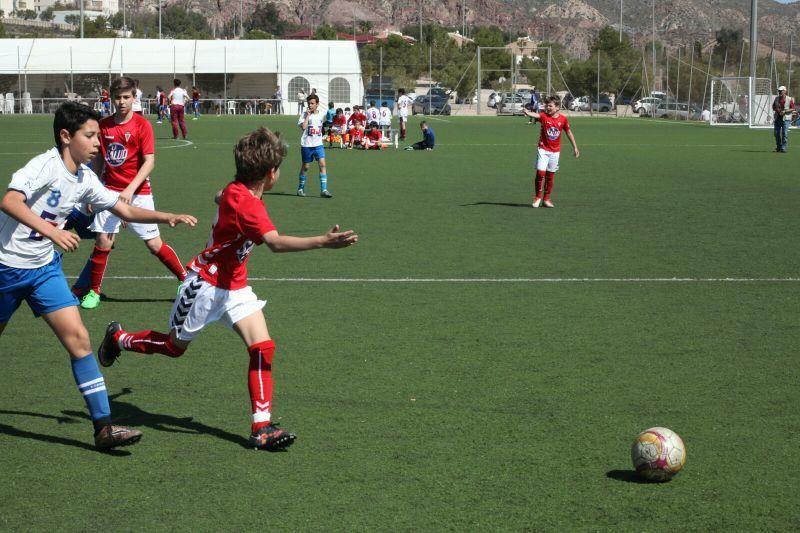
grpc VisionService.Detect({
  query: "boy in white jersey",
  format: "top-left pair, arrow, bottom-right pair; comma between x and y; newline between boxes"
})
365,100 -> 380,127
0,102 -> 196,450
296,93 -> 332,198
131,79 -> 143,115
378,101 -> 392,139
396,88 -> 413,140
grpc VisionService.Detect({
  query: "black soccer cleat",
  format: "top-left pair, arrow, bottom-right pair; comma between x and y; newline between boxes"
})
94,424 -> 143,450
98,321 -> 123,367
249,424 -> 296,451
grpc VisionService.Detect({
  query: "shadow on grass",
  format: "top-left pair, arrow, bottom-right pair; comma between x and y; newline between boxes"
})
62,388 -> 250,449
605,469 -> 653,484
0,411 -> 130,456
460,201 -> 532,208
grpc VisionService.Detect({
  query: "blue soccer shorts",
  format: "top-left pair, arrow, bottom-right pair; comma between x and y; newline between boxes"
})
0,253 -> 78,323
301,145 -> 326,163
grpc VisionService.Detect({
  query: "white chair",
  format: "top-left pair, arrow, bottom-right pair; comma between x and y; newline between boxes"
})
226,100 -> 237,115
22,92 -> 32,114
5,93 -> 15,114
0,94 -> 5,115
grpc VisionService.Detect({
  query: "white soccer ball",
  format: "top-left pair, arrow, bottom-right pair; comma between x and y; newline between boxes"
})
630,427 -> 686,481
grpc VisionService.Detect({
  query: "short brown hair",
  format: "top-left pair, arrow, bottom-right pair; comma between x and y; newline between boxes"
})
110,76 -> 136,97
306,93 -> 319,104
544,95 -> 561,106
234,127 -> 287,184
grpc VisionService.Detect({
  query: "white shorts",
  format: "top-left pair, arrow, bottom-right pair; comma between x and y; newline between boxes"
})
169,272 -> 266,341
90,194 -> 160,240
536,148 -> 561,173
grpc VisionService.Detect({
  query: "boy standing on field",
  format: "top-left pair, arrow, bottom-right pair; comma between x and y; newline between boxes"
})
396,88 -> 413,140
72,76 -> 189,309
523,95 -> 580,208
98,127 -> 358,450
297,93 -> 332,198
0,102 -> 197,450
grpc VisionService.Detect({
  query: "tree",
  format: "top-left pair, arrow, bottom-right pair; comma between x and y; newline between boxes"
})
39,6 -> 55,21
313,24 -> 337,40
245,2 -> 298,37
75,15 -> 116,37
20,9 -> 38,19
714,28 -> 743,73
243,29 -> 273,40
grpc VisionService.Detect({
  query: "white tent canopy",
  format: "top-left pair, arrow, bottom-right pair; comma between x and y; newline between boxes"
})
0,38 -> 363,112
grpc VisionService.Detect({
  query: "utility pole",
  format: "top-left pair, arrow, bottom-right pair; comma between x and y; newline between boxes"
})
749,0 -> 757,80
619,0 -> 623,43
652,0 -> 656,94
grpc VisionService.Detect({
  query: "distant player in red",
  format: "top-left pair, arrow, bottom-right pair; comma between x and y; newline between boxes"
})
363,121 -> 387,150
347,120 -> 365,148
72,76 -> 188,309
348,105 -> 367,128
191,86 -> 201,120
523,95 -> 580,208
99,87 -> 111,116
97,127 -> 358,451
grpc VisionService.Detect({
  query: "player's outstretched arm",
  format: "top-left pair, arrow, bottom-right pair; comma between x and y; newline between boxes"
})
263,225 -> 358,253
523,108 -> 540,120
0,190 -> 80,252
567,130 -> 580,158
110,202 -> 197,228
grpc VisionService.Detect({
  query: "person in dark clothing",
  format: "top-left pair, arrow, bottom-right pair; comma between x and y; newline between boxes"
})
405,121 -> 435,151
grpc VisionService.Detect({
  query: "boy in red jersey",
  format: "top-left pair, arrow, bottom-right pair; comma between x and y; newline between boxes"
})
363,121 -> 388,150
97,127 -> 358,451
347,120 -> 365,149
523,95 -> 580,208
72,76 -> 188,309
191,86 -> 201,120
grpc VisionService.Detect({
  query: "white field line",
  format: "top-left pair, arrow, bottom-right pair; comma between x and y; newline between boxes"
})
67,275 -> 800,283
160,139 -> 194,149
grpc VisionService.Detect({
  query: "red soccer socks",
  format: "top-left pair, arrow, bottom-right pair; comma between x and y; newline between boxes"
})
248,340 -> 276,433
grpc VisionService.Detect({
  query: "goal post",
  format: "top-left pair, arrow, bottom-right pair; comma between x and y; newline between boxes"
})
710,77 -> 774,128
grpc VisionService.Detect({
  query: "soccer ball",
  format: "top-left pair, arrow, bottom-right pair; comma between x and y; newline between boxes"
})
630,427 -> 686,481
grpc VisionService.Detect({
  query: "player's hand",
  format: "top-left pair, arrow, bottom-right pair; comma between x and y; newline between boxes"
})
324,224 -> 358,248
167,214 -> 198,227
49,228 -> 81,252
119,190 -> 133,204
574,147 -> 580,158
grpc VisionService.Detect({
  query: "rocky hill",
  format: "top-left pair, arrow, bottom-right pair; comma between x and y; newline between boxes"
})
192,0 -> 799,57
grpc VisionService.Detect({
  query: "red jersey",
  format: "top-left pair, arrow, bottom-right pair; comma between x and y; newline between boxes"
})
158,91 -> 167,106
366,129 -> 382,142
99,113 -> 155,195
100,89 -> 110,103
537,113 -> 570,152
348,111 -> 366,127
187,181 -> 276,290
192,90 -> 200,101
333,114 -> 347,127
348,127 -> 364,143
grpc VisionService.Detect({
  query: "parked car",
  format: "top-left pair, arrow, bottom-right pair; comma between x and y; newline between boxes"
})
654,101 -> 702,120
570,95 -> 590,111
633,96 -> 663,115
496,92 -> 526,115
412,94 -> 451,115
590,95 -> 614,112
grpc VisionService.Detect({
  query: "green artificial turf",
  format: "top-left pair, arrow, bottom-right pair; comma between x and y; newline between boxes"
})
0,113 -> 797,530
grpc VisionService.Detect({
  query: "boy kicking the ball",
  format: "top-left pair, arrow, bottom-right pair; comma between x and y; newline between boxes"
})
98,127 -> 358,451
523,95 -> 580,208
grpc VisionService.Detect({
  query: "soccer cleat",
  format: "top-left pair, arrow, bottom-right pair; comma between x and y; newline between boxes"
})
543,199 -> 555,208
531,197 -> 542,208
80,290 -> 101,310
94,424 -> 142,450
321,190 -> 333,198
98,321 -> 123,367
296,189 -> 306,197
249,424 -> 296,451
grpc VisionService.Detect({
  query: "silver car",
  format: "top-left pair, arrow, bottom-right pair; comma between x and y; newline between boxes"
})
496,93 -> 525,115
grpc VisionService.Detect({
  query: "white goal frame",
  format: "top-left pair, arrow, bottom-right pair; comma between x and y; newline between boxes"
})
710,77 -> 774,129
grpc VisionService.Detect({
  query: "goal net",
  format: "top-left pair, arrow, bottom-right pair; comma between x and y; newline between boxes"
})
710,77 -> 774,128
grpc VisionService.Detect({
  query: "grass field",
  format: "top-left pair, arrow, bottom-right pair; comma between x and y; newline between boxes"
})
0,112 -> 798,531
